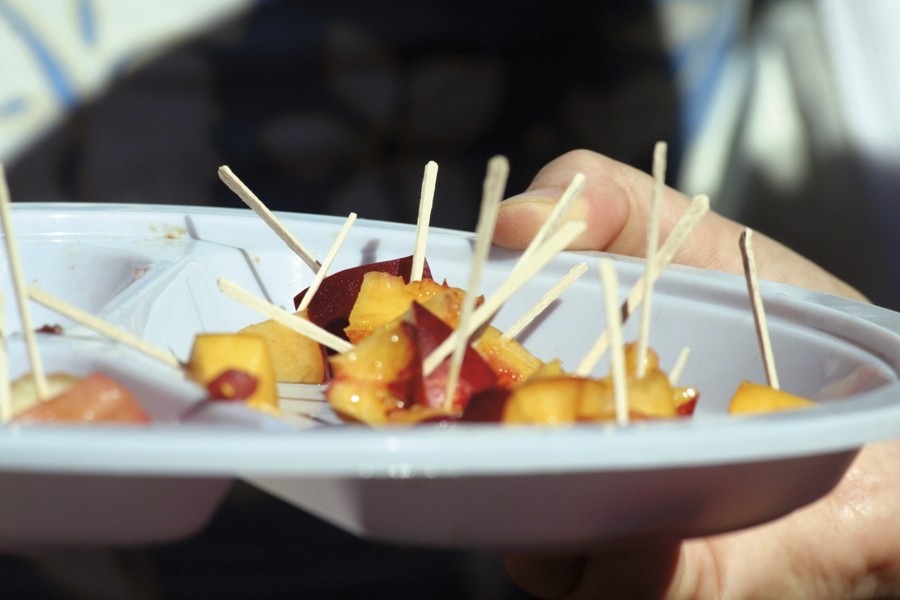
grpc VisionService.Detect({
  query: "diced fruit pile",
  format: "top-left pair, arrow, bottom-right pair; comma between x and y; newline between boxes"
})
10,237 -> 821,427
8,254 -> 816,428
227,256 -> 817,427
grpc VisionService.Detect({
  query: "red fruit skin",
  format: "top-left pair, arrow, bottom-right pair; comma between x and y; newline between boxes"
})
206,369 -> 259,401
459,389 -> 510,423
410,303 -> 498,412
676,396 -> 698,417
294,256 -> 432,341
14,372 -> 151,425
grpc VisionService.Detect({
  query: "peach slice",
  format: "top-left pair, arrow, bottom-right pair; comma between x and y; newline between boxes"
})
623,342 -> 660,376
574,370 -> 677,421
608,368 -> 677,419
504,377 -> 586,425
418,286 -> 470,328
10,372 -> 81,416
729,381 -> 817,415
464,368 -> 678,424
526,359 -> 567,380
410,302 -> 498,411
345,271 -> 450,343
327,320 -> 422,425
673,386 -> 700,416
186,333 -> 279,415
237,309 -> 327,383
294,255 -> 432,340
417,288 -> 543,388
473,326 -> 544,389
14,372 -> 150,424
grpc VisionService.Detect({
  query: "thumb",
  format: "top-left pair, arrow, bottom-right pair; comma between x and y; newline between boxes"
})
494,149 -> 637,254
494,149 -> 866,302
505,541 -> 684,599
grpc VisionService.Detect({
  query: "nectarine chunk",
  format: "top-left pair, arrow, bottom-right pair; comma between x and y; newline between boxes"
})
327,321 -> 422,425
14,372 -> 150,424
186,333 -> 279,415
237,309 -> 326,384
729,381 -> 817,414
474,326 -> 543,389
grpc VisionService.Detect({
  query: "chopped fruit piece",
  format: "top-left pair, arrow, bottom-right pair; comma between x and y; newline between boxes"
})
673,386 -> 699,416
237,309 -> 327,383
411,303 -> 498,411
10,372 -> 81,416
186,333 -> 279,415
527,359 -> 567,381
729,381 -> 817,415
294,255 -> 432,340
504,377 -> 585,425
327,321 -> 422,425
464,365 -> 679,425
627,369 -> 678,418
473,326 -> 544,389
345,271 -> 449,343
345,272 -> 410,343
419,286 -> 470,329
577,369 -> 677,421
207,369 -> 259,400
571,376 -> 616,422
465,377 -> 593,424
624,342 -> 660,376
326,302 -> 501,424
14,372 -> 150,424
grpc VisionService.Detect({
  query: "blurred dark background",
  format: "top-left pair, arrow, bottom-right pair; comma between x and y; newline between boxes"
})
7,1 -> 897,310
7,1 -> 678,231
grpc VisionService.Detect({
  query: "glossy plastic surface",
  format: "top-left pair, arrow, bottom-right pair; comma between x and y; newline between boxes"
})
2,204 -> 899,550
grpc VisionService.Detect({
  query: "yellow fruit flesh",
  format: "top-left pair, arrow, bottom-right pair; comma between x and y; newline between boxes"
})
186,333 -> 279,415
10,372 -> 81,417
327,322 -> 419,425
237,309 -> 326,384
499,366 -> 678,425
345,272 -> 450,343
729,381 -> 817,414
474,326 -> 544,388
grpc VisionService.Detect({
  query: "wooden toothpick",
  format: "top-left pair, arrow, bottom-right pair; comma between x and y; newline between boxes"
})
443,156 -> 508,411
599,259 -> 628,426
0,165 -> 48,400
636,142 -> 666,378
511,172 -> 585,274
424,220 -> 585,377
501,262 -> 588,341
411,161 -> 438,283
668,346 -> 691,387
739,228 -> 780,389
217,278 -> 353,354
218,165 -> 321,273
296,212 -> 357,311
27,286 -> 182,370
576,194 -> 709,376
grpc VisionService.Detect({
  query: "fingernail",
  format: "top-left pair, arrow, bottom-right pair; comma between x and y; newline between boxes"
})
502,187 -> 563,204
501,188 -> 588,223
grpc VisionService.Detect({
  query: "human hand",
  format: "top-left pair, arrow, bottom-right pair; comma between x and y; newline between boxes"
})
494,150 -> 866,302
494,150 -> 900,599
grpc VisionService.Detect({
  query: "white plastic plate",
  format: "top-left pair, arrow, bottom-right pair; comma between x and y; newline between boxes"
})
1,204 -> 899,551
